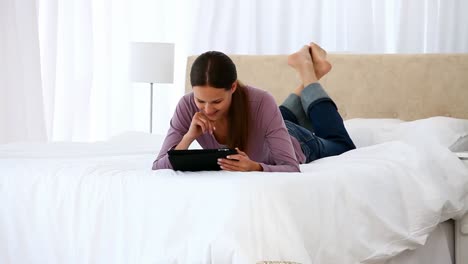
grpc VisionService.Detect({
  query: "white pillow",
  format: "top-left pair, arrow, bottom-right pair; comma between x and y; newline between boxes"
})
345,117 -> 468,151
344,118 -> 403,148
108,131 -> 166,152
451,135 -> 468,152
375,116 -> 468,150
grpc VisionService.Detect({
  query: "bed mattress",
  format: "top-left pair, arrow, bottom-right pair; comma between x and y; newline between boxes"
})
1,130 -> 467,263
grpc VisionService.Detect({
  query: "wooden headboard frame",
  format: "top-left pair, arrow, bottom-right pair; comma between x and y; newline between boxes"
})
186,54 -> 468,120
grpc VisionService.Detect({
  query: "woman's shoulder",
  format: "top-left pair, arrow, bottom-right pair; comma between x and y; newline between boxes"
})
175,92 -> 197,112
177,92 -> 194,105
245,85 -> 277,107
181,91 -> 194,100
245,85 -> 275,101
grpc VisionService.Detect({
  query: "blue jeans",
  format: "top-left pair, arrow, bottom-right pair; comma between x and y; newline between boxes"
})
280,83 -> 356,163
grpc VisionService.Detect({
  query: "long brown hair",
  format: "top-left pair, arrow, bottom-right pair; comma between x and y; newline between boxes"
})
190,51 -> 250,151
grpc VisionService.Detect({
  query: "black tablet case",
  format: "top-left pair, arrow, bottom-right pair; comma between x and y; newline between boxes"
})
168,148 -> 237,171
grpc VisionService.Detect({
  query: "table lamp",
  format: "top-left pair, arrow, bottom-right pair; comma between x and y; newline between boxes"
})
130,42 -> 175,133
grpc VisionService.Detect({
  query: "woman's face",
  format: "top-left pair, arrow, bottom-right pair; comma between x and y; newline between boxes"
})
193,83 -> 236,121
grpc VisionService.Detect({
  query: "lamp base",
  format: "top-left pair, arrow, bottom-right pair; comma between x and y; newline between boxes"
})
150,82 -> 153,133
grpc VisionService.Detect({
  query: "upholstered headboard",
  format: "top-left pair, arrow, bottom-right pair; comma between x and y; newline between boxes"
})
186,54 -> 468,120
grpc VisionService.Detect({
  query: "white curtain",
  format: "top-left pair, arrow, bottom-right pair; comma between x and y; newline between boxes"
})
1,0 -> 467,143
398,1 -> 468,53
37,0 -> 132,141
184,0 -> 468,55
0,0 -> 46,144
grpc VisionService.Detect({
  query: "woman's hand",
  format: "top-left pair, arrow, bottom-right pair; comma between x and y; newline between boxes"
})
218,148 -> 263,172
186,112 -> 216,140
175,112 -> 215,150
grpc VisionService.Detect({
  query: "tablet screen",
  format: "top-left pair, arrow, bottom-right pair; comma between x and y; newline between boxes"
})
168,148 -> 237,171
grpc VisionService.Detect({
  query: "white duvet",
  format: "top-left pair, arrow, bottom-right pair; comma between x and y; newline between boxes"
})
0,132 -> 467,264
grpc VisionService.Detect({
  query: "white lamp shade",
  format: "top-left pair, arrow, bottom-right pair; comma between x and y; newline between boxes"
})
130,42 -> 174,83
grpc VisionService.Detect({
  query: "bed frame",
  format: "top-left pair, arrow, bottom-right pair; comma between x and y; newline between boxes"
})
186,53 -> 468,263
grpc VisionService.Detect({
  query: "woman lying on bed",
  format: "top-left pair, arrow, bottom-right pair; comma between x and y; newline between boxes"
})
153,43 -> 355,172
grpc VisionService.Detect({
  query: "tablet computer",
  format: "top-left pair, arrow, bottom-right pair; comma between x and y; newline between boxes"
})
168,148 -> 238,171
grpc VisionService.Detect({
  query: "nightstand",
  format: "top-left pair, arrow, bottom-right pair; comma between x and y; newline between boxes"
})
455,152 -> 468,264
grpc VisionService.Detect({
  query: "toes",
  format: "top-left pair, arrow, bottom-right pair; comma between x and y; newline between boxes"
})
310,42 -> 327,59
301,45 -> 310,56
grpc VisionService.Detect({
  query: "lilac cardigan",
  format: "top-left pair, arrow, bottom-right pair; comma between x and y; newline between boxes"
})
152,86 -> 305,172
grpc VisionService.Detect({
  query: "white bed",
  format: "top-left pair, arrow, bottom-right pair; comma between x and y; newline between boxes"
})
1,54 -> 468,264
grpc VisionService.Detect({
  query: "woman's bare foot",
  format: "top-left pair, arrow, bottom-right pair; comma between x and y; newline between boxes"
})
287,45 -> 314,70
309,42 -> 332,79
288,45 -> 318,95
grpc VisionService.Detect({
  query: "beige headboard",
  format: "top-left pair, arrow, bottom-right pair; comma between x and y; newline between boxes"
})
186,54 -> 468,120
